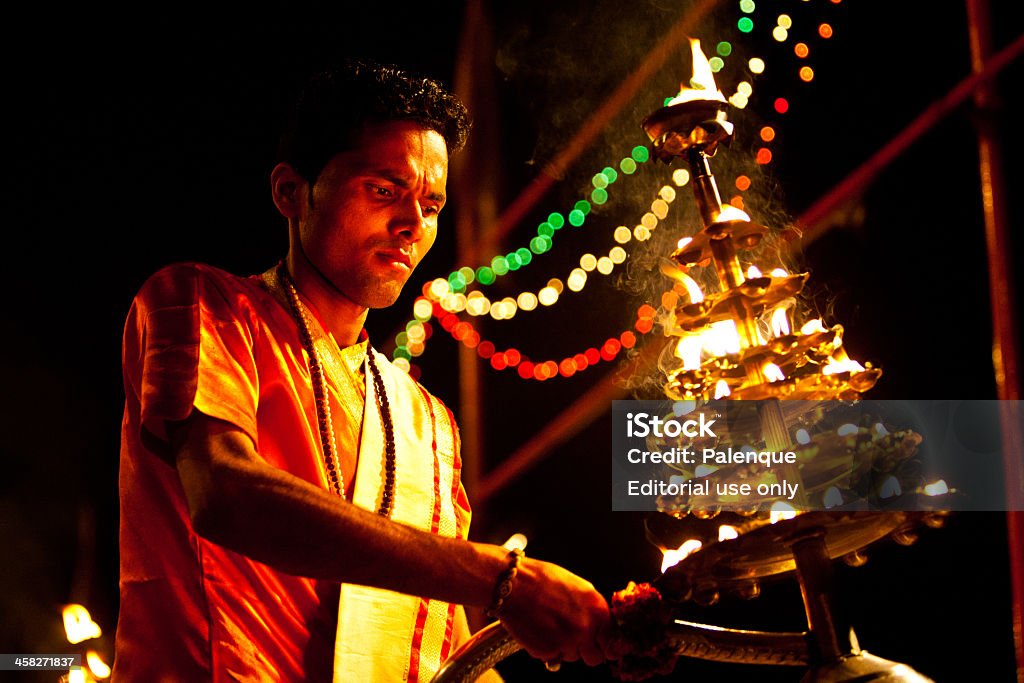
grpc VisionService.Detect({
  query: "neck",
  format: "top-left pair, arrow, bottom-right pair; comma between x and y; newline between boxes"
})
285,245 -> 368,348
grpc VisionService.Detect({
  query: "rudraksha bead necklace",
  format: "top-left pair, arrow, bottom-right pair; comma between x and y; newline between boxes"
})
278,264 -> 396,518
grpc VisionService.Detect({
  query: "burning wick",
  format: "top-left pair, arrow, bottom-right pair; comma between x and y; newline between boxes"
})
661,539 -> 704,573
924,480 -> 949,496
769,502 -> 799,524
718,525 -> 739,542
63,604 -> 102,645
666,39 -> 728,106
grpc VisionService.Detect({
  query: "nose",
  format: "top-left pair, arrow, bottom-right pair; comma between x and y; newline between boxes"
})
391,194 -> 427,242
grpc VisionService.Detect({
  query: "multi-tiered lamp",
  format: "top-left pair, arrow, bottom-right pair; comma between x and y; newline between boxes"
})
433,40 -> 945,683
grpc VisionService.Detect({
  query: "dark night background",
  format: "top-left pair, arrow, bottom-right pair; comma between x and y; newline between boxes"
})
2,2 -> 1022,681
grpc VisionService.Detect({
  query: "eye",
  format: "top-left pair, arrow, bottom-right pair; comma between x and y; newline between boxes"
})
368,183 -> 393,198
422,205 -> 441,217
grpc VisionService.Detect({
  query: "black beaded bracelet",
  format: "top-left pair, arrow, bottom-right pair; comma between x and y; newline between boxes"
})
484,548 -> 524,619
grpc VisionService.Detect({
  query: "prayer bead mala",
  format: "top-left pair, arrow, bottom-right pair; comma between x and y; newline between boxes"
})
279,264 -> 396,518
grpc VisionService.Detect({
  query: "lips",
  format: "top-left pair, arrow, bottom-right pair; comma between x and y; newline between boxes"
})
377,248 -> 412,269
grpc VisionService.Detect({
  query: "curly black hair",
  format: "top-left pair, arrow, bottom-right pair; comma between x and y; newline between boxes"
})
277,59 -> 472,185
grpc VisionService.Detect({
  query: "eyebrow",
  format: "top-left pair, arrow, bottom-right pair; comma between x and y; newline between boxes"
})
365,168 -> 446,204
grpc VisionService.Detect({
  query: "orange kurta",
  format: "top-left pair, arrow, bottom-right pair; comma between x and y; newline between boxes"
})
114,262 -> 469,682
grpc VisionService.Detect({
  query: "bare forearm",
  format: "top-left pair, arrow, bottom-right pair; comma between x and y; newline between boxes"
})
176,422 -> 504,608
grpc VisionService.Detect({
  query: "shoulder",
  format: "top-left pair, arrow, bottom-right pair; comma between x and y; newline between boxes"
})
133,262 -> 273,319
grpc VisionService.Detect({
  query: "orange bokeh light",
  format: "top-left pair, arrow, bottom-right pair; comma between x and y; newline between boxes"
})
756,148 -> 773,164
819,23 -> 833,38
736,175 -> 752,191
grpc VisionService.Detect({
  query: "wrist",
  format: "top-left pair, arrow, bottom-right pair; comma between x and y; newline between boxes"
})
484,547 -> 525,619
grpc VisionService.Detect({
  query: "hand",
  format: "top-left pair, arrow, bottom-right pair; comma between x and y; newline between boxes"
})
496,557 -> 612,667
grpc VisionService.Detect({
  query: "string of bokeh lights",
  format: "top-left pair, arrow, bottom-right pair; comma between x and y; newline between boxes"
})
391,0 -> 843,380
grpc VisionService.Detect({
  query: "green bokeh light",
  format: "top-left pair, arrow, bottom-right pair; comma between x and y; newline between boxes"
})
568,209 -> 585,226
476,266 -> 495,285
491,256 -> 510,276
458,266 -> 475,284
538,222 -> 554,237
591,188 -> 608,205
709,57 -> 724,72
592,173 -> 608,189
506,252 -> 522,271
516,247 -> 532,265
717,41 -> 732,56
530,236 -> 551,254
620,157 -> 638,174
738,17 -> 754,32
394,346 -> 412,361
395,332 -> 408,347
631,145 -> 650,162
548,212 -> 565,229
602,166 -> 618,184
739,0 -> 755,13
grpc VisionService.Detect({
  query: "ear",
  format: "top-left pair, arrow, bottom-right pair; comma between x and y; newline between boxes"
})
270,162 -> 308,219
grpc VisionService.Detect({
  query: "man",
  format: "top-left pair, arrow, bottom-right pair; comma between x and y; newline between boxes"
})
114,61 -> 611,681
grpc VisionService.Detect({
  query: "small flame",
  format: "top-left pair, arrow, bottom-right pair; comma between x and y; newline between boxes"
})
837,423 -> 858,436
924,480 -> 949,496
769,502 -> 798,524
703,320 -> 742,356
746,265 -> 763,278
69,669 -> 87,683
677,236 -> 693,250
770,268 -> 788,277
800,319 -> 827,335
714,379 -> 731,399
718,525 -> 739,541
668,39 -> 727,106
763,362 -> 785,382
879,475 -> 902,499
716,204 -> 751,222
823,486 -> 843,508
795,428 -> 811,445
823,356 -> 865,376
502,533 -> 528,552
661,538 -> 704,573
874,422 -> 890,437
770,306 -> 791,337
63,604 -> 102,644
87,651 -> 112,679
676,334 -> 703,370
694,464 -> 718,477
680,272 -> 705,303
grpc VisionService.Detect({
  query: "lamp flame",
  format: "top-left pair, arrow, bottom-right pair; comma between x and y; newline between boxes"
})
800,319 -> 827,335
770,306 -> 791,337
823,356 -> 865,376
680,272 -> 705,304
924,480 -> 949,496
714,379 -> 731,399
746,265 -> 763,279
716,204 -> 751,222
676,334 -> 703,370
718,525 -> 739,541
667,39 -> 727,106
823,486 -> 843,508
63,604 -> 101,644
704,320 -> 742,356
763,362 -> 785,382
87,651 -> 112,679
769,502 -> 798,524
661,538 -> 704,573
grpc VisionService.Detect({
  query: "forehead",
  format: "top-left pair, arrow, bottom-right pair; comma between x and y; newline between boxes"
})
332,120 -> 449,179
